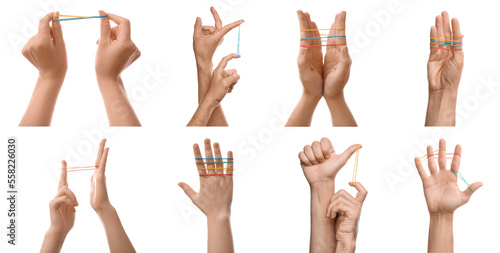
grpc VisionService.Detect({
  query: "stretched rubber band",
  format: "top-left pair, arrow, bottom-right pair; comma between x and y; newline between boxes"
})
450,169 -> 475,192
301,28 -> 344,31
430,39 -> 462,45
352,145 -> 361,183
301,35 -> 346,41
195,158 -> 234,160
198,168 -> 234,170
301,43 -> 346,48
237,20 -> 241,57
200,174 -> 233,176
196,162 -> 234,165
66,165 -> 98,172
430,46 -> 462,52
53,15 -> 94,18
52,16 -> 108,22
430,37 -> 462,43
415,149 -> 462,163
430,42 -> 462,47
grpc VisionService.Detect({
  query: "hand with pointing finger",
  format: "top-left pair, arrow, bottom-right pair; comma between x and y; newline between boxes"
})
40,161 -> 78,253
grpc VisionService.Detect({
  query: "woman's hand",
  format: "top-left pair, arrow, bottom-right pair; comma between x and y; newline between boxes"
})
327,182 -> 367,252
90,139 -> 112,213
204,54 -> 240,105
415,139 -> 482,214
49,161 -> 78,235
299,137 -> 360,187
22,12 -> 67,83
95,11 -> 141,82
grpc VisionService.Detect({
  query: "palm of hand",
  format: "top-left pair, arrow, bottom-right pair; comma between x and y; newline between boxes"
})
90,175 -> 109,211
423,170 -> 465,213
195,178 -> 233,216
298,48 -> 324,95
301,154 -> 344,186
427,52 -> 463,91
323,49 -> 350,98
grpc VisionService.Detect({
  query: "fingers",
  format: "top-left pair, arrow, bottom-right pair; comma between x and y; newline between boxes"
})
99,10 -> 111,44
415,157 -> 428,181
38,12 -> 54,38
213,142 -> 223,175
435,15 -> 444,41
215,53 -> 239,72
427,145 -> 438,174
202,26 -> 216,34
451,18 -> 463,43
58,160 -> 68,190
462,182 -> 483,203
193,17 -> 202,37
220,19 -> 243,36
304,145 -> 318,165
95,139 -> 107,167
299,151 -> 312,166
99,147 -> 109,176
338,144 -> 362,163
320,137 -> 332,159
50,196 -> 76,212
438,139 -> 446,170
451,144 -> 461,173
210,6 -> 222,29
105,12 -> 131,40
349,182 -> 368,202
430,26 -> 438,55
226,150 -> 234,177
312,141 -> 325,163
442,11 -> 452,44
297,10 -> 309,47
51,11 -> 64,43
193,143 -> 207,175
178,182 -> 197,201
55,186 -> 79,206
204,139 -> 215,174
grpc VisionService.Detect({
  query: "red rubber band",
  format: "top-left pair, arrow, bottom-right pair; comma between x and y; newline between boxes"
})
301,43 -> 347,48
200,174 -> 233,177
430,46 -> 462,51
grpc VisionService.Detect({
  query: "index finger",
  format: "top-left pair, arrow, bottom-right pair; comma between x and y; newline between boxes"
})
210,6 -> 222,29
349,182 -> 367,202
105,12 -> 131,39
95,139 -> 107,167
215,53 -> 239,71
98,148 -> 109,176
39,12 -> 54,38
58,160 -> 68,190
219,19 -> 244,36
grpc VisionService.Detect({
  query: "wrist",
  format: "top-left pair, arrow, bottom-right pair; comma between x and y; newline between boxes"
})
426,90 -> 457,126
38,74 -> 65,87
207,212 -> 231,222
324,92 -> 346,104
336,239 -> 356,253
46,227 -> 68,240
302,90 -> 322,102
95,203 -> 115,216
429,212 -> 454,221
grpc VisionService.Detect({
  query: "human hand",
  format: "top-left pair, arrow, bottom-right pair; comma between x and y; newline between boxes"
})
193,7 -> 243,63
179,139 -> 234,219
415,139 -> 482,214
90,139 -> 112,213
22,12 -> 67,83
96,11 -> 141,82
323,11 -> 351,101
203,54 -> 240,105
297,10 -> 323,99
48,161 -> 78,235
327,182 -> 367,247
299,137 -> 360,187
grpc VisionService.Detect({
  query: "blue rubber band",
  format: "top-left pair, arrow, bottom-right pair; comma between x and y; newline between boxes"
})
52,16 -> 108,22
450,169 -> 475,192
430,41 -> 462,47
301,35 -> 346,41
237,20 -> 241,57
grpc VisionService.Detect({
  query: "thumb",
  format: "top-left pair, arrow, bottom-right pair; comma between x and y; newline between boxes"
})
462,181 -> 483,202
178,182 -> 197,201
51,11 -> 64,43
99,10 -> 111,44
338,144 -> 361,164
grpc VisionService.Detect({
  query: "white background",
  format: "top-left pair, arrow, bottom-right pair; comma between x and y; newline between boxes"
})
0,0 -> 499,252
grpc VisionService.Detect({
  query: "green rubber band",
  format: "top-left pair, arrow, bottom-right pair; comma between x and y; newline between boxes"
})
450,169 -> 475,192
430,42 -> 462,47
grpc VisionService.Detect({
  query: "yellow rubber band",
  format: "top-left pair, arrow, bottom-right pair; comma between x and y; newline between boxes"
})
352,144 -> 361,183
53,15 -> 94,18
415,149 -> 446,163
430,37 -> 462,43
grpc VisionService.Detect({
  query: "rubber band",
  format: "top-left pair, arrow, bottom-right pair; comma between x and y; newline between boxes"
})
430,46 -> 462,52
200,174 -> 233,176
66,165 -> 98,172
196,162 -> 234,165
53,15 -> 95,18
52,16 -> 108,22
430,42 -> 462,47
430,37 -> 462,43
237,20 -> 241,57
352,145 -> 361,182
301,35 -> 346,41
415,149 -> 462,163
301,43 -> 347,48
195,158 -> 234,160
300,28 -> 344,31
430,39 -> 462,45
198,168 -> 234,170
450,169 -> 475,192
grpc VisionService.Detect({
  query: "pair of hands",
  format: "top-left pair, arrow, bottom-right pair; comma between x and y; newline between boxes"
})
22,11 -> 139,86
299,138 -> 366,250
48,139 -> 111,236
297,10 -> 351,101
426,11 -> 464,126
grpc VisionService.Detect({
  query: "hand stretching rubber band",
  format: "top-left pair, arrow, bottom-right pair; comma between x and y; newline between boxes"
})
52,15 -> 108,22
301,28 -> 344,31
450,169 -> 475,192
430,46 -> 462,52
200,174 -> 233,176
301,43 -> 346,48
196,162 -> 234,165
301,35 -> 346,41
352,144 -> 361,183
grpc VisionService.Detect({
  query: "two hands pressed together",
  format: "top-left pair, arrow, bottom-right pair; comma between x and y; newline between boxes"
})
287,11 -> 357,127
179,139 -> 235,253
40,139 -> 135,253
20,11 -> 141,126
187,7 -> 242,126
299,137 -> 366,252
414,139 -> 482,252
